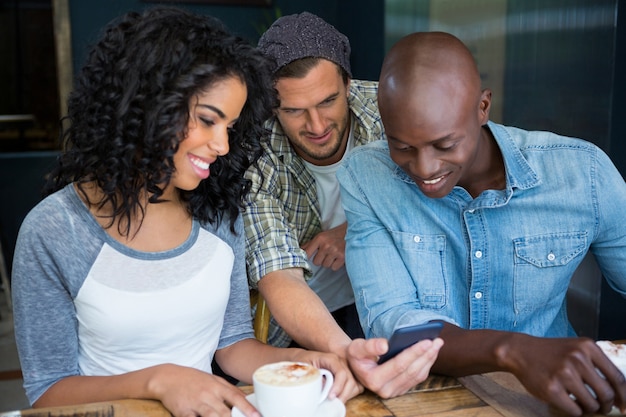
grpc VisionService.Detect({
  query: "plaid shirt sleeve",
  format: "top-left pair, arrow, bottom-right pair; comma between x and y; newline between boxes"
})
243,142 -> 314,288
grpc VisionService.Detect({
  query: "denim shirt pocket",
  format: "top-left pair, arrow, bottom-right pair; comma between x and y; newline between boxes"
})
513,232 -> 587,313
390,231 -> 447,309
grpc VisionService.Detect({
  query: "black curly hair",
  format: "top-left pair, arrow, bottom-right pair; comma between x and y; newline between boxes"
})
44,7 -> 276,234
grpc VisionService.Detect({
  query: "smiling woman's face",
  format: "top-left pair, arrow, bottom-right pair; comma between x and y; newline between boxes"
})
169,75 -> 247,193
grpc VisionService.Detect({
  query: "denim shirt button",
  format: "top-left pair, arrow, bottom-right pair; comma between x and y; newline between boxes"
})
547,252 -> 556,261
474,250 -> 483,258
413,235 -> 421,243
467,209 -> 475,213
474,291 -> 483,299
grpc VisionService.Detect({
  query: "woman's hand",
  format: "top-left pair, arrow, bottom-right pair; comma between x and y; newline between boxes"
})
149,364 -> 259,417
289,349 -> 363,402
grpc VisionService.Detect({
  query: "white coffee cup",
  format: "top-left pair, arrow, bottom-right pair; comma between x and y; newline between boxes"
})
252,361 -> 334,417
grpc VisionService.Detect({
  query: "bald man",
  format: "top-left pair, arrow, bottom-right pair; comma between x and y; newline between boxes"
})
337,32 -> 626,416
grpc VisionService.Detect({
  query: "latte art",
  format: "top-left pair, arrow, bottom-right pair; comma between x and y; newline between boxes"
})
253,361 -> 320,386
253,361 -> 334,417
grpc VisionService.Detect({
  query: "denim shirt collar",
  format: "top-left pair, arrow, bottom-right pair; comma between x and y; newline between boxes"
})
488,121 -> 541,191
391,121 -> 541,208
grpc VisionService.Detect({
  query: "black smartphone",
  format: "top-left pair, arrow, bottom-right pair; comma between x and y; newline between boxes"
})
378,322 -> 443,364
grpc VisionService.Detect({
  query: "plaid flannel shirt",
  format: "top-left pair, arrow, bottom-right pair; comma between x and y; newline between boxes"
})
243,80 -> 383,347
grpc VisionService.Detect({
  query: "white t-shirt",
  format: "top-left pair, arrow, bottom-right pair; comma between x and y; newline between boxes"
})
76,230 -> 232,375
302,121 -> 356,312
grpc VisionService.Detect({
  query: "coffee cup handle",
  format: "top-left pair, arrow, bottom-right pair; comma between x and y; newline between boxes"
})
317,369 -> 334,404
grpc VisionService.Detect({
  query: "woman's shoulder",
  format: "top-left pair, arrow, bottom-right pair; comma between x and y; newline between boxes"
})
23,185 -> 75,226
13,185 -> 106,298
19,184 -> 101,244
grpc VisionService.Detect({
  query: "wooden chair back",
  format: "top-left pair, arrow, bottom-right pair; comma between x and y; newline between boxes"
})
249,289 -> 270,343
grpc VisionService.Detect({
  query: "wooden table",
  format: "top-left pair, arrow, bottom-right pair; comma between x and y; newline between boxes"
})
2,372 -> 624,417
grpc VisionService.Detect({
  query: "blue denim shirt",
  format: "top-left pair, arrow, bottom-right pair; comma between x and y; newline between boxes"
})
337,122 -> 626,339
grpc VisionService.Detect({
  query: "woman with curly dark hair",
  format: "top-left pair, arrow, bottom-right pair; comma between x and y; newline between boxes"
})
11,7 -> 353,417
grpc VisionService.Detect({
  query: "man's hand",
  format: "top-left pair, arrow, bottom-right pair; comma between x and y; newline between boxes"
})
345,337 -> 443,399
503,336 -> 626,416
301,223 -> 347,271
433,324 -> 626,416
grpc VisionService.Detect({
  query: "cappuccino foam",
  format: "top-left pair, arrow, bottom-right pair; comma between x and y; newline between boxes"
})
254,361 -> 320,386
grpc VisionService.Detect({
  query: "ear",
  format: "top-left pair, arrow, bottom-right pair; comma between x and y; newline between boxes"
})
478,88 -> 492,125
346,77 -> 352,98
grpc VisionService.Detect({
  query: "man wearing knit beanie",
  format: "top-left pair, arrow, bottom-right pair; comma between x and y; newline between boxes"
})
243,12 -> 442,401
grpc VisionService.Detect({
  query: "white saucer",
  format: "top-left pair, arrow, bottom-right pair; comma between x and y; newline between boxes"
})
231,393 -> 346,417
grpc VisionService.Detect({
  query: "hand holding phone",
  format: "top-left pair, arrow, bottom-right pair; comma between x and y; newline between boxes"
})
378,322 -> 443,364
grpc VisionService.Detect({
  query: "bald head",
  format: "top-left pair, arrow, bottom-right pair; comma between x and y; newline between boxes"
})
380,31 -> 480,99
378,32 -> 484,132
378,31 -> 495,199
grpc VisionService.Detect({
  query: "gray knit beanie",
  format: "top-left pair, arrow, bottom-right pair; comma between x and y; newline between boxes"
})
258,11 -> 352,77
